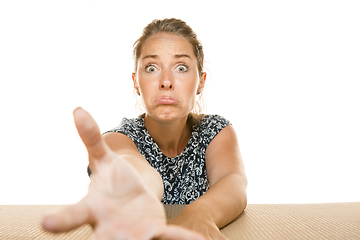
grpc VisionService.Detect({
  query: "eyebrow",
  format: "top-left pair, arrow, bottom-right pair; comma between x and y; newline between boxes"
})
174,54 -> 192,59
142,54 -> 192,60
142,54 -> 157,60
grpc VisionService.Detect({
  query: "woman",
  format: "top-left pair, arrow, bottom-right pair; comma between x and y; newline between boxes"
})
43,18 -> 247,240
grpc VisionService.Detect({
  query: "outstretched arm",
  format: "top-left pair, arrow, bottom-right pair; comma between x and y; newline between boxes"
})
42,108 -> 205,240
168,125 -> 247,239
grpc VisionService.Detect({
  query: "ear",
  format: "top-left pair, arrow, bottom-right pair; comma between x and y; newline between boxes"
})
132,73 -> 140,95
197,72 -> 207,94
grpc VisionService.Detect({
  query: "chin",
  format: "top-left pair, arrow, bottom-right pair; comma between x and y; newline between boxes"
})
150,107 -> 188,122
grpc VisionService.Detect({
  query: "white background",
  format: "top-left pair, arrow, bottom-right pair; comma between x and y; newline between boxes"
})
1,0 -> 359,205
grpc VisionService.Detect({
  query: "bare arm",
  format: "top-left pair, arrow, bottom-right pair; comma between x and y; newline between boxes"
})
168,125 -> 247,238
201,124 -> 247,227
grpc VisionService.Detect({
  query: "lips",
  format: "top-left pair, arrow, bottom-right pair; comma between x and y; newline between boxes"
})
155,96 -> 180,105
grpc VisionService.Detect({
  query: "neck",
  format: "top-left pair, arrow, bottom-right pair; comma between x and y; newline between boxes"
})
144,114 -> 192,158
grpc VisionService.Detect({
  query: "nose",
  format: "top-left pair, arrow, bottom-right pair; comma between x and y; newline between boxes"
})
159,69 -> 174,90
160,82 -> 173,90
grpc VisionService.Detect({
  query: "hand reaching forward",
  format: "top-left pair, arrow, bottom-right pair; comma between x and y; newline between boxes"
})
42,108 -> 205,240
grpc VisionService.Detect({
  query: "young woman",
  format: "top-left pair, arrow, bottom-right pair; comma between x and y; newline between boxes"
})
43,18 -> 247,240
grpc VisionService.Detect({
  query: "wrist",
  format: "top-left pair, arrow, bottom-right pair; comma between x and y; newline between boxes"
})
168,201 -> 222,239
181,199 -> 217,224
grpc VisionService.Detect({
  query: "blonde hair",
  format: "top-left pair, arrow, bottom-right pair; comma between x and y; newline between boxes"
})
133,18 -> 205,117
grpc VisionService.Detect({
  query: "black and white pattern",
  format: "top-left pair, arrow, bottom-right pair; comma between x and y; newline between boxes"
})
104,114 -> 230,204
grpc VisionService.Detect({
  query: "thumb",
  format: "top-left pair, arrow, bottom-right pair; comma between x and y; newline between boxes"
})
73,107 -> 109,160
42,199 -> 91,233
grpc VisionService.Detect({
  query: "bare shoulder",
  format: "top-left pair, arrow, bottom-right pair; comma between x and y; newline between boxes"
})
205,125 -> 247,186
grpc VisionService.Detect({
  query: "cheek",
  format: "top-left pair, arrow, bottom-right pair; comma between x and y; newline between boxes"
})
179,79 -> 199,107
138,75 -> 156,94
185,75 -> 200,95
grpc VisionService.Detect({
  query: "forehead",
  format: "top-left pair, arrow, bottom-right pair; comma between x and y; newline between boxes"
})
140,33 -> 195,59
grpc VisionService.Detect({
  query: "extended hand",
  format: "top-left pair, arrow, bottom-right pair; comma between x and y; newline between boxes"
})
42,108 -> 205,240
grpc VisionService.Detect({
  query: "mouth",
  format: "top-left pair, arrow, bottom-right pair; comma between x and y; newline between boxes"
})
155,96 -> 180,105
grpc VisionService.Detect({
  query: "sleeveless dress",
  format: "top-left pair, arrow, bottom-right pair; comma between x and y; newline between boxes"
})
90,114 -> 230,204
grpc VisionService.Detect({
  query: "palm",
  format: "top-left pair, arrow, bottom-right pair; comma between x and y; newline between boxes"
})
85,155 -> 167,239
42,108 -> 204,240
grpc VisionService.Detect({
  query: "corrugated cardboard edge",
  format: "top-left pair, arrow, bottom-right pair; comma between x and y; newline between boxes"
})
1,202 -> 359,239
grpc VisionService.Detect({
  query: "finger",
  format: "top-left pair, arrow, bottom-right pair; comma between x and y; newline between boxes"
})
42,198 -> 91,233
155,225 -> 206,240
73,107 -> 109,160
